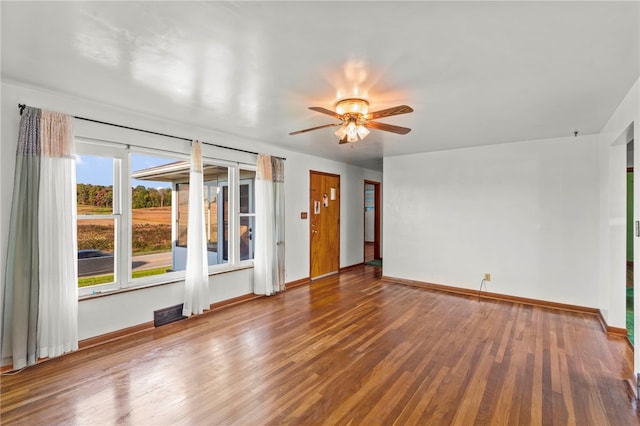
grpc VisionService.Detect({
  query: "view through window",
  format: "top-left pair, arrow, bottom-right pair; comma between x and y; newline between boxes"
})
75,141 -> 256,295
130,153 -> 177,282
76,154 -> 117,288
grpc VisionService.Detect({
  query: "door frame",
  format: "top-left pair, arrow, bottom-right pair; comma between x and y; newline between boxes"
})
364,180 -> 381,260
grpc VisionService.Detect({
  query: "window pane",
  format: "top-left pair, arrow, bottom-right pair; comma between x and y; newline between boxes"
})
205,165 -> 229,266
76,154 -> 113,214
131,154 -> 177,279
77,218 -> 115,287
177,183 -> 189,248
240,216 -> 254,261
204,181 -> 220,257
239,170 -> 255,261
239,172 -> 255,214
76,153 -> 116,288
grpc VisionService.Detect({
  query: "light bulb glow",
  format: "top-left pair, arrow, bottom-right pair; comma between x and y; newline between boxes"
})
334,123 -> 348,139
346,121 -> 358,139
357,125 -> 370,139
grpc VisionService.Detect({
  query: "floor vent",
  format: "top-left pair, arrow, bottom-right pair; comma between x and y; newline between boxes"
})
154,304 -> 186,327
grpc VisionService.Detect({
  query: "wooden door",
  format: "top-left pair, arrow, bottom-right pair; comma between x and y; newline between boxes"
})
310,171 -> 340,279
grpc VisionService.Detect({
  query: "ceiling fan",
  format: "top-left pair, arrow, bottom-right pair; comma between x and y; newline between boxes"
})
289,98 -> 413,144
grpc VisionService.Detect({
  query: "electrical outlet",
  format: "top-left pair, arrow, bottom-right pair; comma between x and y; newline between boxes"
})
484,273 -> 491,282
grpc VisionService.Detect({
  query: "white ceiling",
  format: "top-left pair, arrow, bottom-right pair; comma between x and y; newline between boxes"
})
2,1 -> 638,170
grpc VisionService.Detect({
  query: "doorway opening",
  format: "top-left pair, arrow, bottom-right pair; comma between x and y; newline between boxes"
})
364,180 -> 381,266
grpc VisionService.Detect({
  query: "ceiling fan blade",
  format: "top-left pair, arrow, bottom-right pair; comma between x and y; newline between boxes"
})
367,105 -> 413,120
366,121 -> 412,135
309,106 -> 342,119
289,123 -> 340,135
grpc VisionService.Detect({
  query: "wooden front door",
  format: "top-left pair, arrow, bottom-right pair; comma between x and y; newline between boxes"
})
310,171 -> 340,279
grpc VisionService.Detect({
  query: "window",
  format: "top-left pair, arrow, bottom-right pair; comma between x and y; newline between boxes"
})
75,139 -> 255,296
76,143 -> 124,293
130,153 -> 179,283
175,163 -> 231,267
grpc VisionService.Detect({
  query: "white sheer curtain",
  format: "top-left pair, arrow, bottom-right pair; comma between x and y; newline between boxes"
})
1,106 -> 77,370
182,141 -> 209,316
37,111 -> 78,359
254,155 -> 275,295
254,154 -> 285,295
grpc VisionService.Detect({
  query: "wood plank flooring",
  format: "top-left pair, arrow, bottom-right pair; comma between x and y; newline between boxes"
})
1,266 -> 638,425
365,242 -> 374,262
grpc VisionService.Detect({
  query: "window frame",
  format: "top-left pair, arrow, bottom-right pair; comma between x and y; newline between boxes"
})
75,138 -> 256,297
127,148 -> 190,288
238,166 -> 257,263
76,139 -> 127,296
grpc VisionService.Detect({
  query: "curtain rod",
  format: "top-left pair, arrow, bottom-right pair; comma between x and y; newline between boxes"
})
17,103 -> 285,161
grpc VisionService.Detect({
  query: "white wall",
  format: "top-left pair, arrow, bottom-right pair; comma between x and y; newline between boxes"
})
384,135 -> 602,308
1,81 -> 379,341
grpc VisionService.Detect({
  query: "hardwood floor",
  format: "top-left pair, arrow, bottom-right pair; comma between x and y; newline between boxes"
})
365,242 -> 375,262
1,266 -> 638,425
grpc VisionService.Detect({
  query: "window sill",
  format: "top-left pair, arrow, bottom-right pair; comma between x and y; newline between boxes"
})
78,263 -> 254,301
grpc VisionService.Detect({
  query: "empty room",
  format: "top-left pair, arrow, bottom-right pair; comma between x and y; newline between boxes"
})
1,1 -> 639,424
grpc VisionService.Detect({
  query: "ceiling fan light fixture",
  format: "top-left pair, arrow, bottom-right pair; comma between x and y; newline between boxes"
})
335,98 -> 369,116
290,98 -> 412,142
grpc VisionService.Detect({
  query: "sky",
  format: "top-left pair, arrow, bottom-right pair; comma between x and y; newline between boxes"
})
76,153 -> 172,189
